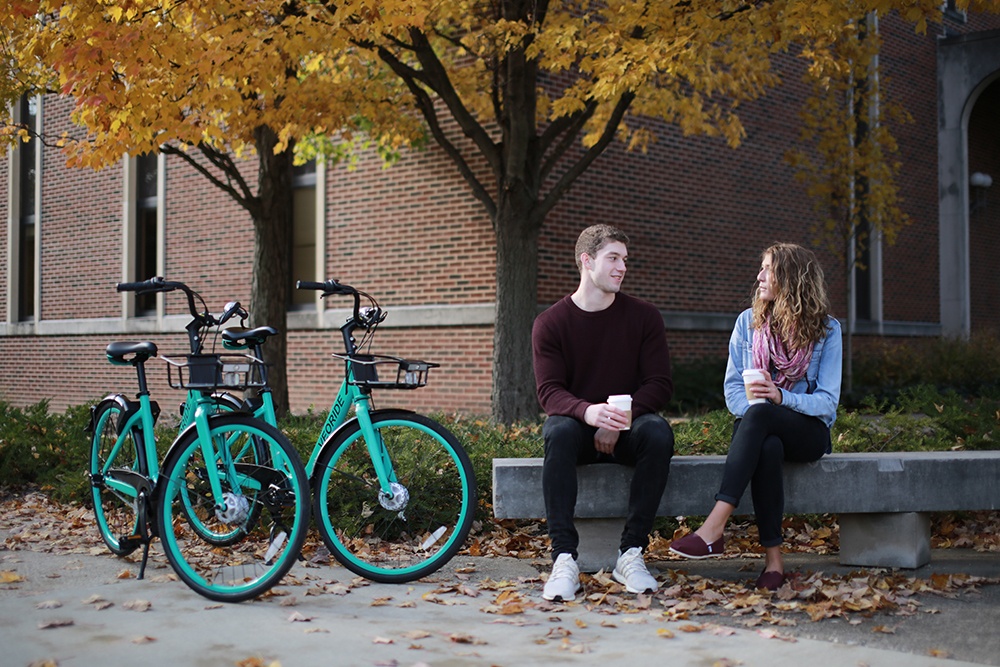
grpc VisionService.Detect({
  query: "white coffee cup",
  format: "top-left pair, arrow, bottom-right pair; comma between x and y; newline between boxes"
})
607,394 -> 632,430
742,369 -> 767,405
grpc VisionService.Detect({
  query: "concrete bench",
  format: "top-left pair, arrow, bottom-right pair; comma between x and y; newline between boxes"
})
492,452 -> 1000,572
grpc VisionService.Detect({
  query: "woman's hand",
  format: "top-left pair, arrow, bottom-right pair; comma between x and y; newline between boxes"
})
746,374 -> 783,405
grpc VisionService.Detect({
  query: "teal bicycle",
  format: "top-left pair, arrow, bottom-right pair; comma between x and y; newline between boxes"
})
87,278 -> 311,602
220,279 -> 476,583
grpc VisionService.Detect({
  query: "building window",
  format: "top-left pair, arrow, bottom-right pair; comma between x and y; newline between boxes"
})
17,95 -> 38,322
854,248 -> 872,321
943,1 -> 967,23
134,152 -> 159,314
290,159 -> 318,309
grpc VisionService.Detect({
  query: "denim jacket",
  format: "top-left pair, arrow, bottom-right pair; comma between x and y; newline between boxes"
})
723,309 -> 843,429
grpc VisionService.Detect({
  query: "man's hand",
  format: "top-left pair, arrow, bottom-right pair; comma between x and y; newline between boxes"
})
593,427 -> 620,454
584,403 -> 628,454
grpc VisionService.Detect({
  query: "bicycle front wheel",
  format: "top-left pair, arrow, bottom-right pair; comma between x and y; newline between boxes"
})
156,414 -> 310,603
313,410 -> 476,583
90,399 -> 146,556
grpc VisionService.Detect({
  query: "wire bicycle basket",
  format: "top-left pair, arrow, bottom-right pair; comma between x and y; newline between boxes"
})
163,353 -> 267,391
335,353 -> 438,390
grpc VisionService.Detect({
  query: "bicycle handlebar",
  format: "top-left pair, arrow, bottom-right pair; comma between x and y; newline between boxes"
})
295,279 -> 355,296
117,276 -> 171,295
118,277 -> 248,352
296,279 -> 385,344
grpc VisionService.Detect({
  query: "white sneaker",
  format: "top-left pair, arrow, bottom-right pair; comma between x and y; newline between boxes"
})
613,547 -> 658,594
542,553 -> 582,601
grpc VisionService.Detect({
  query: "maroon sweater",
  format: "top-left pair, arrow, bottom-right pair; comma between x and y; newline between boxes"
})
532,293 -> 674,421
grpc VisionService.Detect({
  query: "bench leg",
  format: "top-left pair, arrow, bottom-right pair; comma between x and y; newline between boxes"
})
838,512 -> 931,569
575,519 -> 621,573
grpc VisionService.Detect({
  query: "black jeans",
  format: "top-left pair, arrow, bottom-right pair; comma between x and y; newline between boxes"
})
542,413 -> 674,560
715,403 -> 830,548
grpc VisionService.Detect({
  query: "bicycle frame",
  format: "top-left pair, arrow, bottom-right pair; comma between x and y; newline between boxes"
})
95,391 -> 266,511
240,366 -> 398,495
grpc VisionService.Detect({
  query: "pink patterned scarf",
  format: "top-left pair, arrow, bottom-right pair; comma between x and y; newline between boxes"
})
752,318 -> 814,390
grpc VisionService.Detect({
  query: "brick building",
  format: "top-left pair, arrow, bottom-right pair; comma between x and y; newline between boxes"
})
2,12 -> 999,416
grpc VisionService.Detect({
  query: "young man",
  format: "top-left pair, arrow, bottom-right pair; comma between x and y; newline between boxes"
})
532,224 -> 675,601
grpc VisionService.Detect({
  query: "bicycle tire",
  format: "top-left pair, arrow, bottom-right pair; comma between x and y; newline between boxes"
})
89,398 -> 147,557
156,413 -> 310,603
312,410 -> 476,583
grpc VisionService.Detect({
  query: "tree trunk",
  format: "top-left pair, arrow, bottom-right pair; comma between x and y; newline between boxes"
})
491,201 -> 541,424
251,126 -> 294,417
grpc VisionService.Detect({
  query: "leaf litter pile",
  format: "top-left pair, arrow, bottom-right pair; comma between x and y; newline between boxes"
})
3,489 -> 1000,655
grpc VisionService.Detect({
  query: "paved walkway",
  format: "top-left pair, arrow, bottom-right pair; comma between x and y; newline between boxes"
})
2,537 -> 998,667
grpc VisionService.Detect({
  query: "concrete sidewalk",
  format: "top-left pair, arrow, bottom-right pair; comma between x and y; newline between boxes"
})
2,538 -> 998,667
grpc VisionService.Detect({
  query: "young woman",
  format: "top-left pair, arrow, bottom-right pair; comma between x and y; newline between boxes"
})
669,243 -> 842,590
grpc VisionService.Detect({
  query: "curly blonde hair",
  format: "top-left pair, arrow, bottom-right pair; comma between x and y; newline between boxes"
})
751,243 -> 831,349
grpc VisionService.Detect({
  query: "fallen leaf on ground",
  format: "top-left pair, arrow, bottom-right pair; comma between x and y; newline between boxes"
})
123,599 -> 152,612
38,618 -> 74,629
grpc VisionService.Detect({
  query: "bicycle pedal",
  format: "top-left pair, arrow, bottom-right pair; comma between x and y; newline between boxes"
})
119,534 -> 145,548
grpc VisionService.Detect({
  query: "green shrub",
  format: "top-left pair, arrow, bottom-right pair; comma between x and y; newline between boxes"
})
0,400 -> 93,503
441,415 -> 543,523
851,332 -> 1000,406
668,358 -> 727,414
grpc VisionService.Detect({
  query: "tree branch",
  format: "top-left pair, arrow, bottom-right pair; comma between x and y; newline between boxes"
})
160,143 -> 257,214
538,101 -> 598,185
534,91 -> 635,226
374,43 -> 498,220
405,29 -> 503,176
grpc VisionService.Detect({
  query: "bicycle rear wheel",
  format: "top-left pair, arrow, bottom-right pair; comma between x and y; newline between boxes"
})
156,414 -> 310,602
312,410 -> 476,583
89,398 -> 146,556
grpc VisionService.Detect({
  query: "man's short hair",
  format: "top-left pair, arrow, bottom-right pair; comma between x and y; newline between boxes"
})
575,224 -> 630,271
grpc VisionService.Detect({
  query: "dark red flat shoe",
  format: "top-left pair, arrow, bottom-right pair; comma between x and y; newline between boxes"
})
668,533 -> 725,559
755,570 -> 785,591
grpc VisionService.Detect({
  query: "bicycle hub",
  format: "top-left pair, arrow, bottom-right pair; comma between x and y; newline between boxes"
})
378,482 -> 409,512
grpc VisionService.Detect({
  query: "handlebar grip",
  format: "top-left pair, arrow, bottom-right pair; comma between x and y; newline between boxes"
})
117,277 -> 167,294
296,279 -> 355,295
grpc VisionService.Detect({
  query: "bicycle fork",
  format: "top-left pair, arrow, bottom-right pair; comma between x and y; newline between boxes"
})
352,399 -> 408,514
192,403 -> 291,566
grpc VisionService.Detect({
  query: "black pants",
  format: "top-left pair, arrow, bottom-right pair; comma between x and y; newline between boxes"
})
542,413 -> 674,560
715,403 -> 830,547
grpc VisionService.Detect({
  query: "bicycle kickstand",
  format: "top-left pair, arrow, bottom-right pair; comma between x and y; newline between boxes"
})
136,489 -> 151,580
